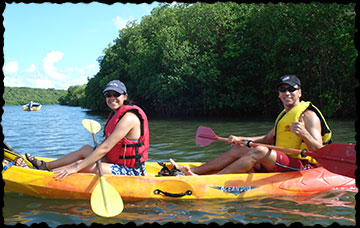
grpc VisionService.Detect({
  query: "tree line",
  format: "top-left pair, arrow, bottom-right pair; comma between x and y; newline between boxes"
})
3,87 -> 66,106
63,2 -> 358,118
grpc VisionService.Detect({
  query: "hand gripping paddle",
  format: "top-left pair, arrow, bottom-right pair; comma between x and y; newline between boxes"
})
195,126 -> 356,178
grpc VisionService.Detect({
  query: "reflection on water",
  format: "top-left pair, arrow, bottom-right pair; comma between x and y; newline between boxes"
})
2,105 -> 357,227
4,191 -> 355,226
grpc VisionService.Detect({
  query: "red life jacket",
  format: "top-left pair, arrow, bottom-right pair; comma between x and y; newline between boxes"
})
104,105 -> 149,168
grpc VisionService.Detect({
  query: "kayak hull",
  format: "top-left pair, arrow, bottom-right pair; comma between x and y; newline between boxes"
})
22,103 -> 42,111
3,159 -> 357,200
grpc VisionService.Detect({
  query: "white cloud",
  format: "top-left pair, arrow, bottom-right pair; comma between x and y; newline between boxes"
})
170,2 -> 179,7
29,77 -> 55,89
64,64 -> 98,87
43,51 -> 68,80
4,52 -> 99,90
113,16 -> 135,30
139,2 -> 160,14
4,75 -> 26,87
86,63 -> 96,70
25,64 -> 37,73
3,61 -> 18,74
76,64 -> 98,83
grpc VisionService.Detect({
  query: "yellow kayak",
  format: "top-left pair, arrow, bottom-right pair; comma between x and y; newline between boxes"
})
22,102 -> 42,111
2,156 -> 357,201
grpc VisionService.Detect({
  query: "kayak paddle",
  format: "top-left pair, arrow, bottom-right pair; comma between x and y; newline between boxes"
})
195,126 -> 356,178
81,119 -> 123,217
3,141 -> 34,168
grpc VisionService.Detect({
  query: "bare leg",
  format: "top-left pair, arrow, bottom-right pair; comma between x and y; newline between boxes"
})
45,144 -> 94,170
170,144 -> 251,175
217,146 -> 277,174
191,144 -> 251,175
169,159 -> 197,176
69,159 -> 113,175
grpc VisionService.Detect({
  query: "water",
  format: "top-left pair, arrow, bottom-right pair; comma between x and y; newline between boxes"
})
1,105 -> 357,226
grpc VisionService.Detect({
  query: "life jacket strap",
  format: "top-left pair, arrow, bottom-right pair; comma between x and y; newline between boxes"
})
122,142 -> 144,147
120,142 -> 145,172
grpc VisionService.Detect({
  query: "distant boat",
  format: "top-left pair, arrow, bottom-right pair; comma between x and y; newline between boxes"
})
22,101 -> 42,111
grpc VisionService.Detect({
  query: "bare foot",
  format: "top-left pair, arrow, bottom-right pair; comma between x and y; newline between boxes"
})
169,159 -> 197,176
14,156 -> 28,167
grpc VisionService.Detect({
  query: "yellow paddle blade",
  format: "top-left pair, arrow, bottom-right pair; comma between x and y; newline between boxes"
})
91,176 -> 123,217
82,119 -> 101,134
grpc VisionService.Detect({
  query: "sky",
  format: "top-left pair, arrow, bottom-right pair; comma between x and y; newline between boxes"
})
2,2 -> 162,90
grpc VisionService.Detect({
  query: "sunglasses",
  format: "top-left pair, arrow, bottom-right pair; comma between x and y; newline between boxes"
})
278,86 -> 299,93
104,91 -> 122,98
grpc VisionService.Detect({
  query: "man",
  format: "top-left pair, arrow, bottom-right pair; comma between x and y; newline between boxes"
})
171,75 -> 332,175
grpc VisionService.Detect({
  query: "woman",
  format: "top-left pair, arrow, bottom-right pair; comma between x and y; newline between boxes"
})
23,80 -> 149,180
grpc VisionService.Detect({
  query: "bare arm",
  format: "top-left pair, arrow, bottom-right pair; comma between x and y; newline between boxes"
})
228,128 -> 275,145
53,112 -> 141,179
76,112 -> 141,171
290,110 -> 323,151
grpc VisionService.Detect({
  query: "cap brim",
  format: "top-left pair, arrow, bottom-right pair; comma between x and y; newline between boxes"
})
103,87 -> 125,94
278,82 -> 297,87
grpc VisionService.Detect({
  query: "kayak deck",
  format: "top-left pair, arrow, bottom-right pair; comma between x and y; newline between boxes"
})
3,158 -> 357,200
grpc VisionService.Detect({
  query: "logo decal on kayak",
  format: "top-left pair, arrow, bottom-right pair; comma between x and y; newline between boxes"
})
212,186 -> 257,196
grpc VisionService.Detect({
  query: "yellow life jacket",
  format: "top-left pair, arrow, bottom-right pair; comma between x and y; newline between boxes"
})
274,101 -> 332,164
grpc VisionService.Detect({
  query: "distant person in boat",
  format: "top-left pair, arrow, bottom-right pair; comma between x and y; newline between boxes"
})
21,80 -> 150,180
28,101 -> 33,111
171,75 -> 332,175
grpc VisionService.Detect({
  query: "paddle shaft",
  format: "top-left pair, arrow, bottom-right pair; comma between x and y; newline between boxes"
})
212,135 -> 304,155
198,126 -> 354,163
82,119 -> 123,217
91,132 -> 110,212
3,142 -> 34,168
196,126 -> 355,178
90,131 -> 105,178
90,126 -> 104,177
83,118 -> 106,178
216,135 -> 354,164
91,133 -> 104,178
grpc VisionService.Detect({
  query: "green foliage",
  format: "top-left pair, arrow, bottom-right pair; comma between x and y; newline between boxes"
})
58,85 -> 87,106
3,87 -> 67,106
82,2 -> 356,118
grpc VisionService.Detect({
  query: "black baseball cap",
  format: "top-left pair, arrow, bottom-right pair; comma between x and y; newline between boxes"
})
278,75 -> 301,87
103,80 -> 127,94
